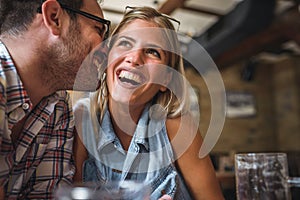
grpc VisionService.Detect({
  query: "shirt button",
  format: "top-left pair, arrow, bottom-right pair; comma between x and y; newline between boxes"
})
22,103 -> 30,110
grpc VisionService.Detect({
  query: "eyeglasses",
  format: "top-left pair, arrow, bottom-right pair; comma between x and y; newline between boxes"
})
124,6 -> 181,32
37,1 -> 111,40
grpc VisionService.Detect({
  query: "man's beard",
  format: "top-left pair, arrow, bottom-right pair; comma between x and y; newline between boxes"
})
38,20 -> 91,91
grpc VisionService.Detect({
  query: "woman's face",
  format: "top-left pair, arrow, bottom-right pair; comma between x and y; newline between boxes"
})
106,19 -> 171,107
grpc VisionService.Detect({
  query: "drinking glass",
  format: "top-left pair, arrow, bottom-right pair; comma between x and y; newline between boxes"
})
94,180 -> 150,200
235,152 -> 300,200
55,180 -> 150,200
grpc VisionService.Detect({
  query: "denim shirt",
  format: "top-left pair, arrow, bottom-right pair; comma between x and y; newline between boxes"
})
74,99 -> 192,200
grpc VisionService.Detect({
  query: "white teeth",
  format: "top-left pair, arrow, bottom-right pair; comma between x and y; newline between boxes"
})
119,71 -> 142,84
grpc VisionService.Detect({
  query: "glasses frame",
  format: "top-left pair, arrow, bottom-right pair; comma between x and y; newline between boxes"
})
37,0 -> 111,40
124,6 -> 181,32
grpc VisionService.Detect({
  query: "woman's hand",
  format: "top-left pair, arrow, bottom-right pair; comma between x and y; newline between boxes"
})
158,194 -> 172,200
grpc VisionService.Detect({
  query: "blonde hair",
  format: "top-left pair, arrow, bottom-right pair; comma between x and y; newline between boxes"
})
91,6 -> 189,123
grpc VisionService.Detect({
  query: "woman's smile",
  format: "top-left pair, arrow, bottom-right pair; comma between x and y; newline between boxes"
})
117,69 -> 144,86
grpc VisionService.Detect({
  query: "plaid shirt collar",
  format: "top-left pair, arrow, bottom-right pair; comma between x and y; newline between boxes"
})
0,41 -> 33,114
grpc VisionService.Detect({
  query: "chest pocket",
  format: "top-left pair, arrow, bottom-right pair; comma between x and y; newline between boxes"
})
83,157 -> 106,185
149,164 -> 192,200
149,164 -> 178,200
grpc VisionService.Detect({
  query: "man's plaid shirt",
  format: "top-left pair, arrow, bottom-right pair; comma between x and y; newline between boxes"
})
0,41 -> 75,199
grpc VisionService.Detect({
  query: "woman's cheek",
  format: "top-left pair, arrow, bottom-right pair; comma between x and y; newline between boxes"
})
107,51 -> 117,66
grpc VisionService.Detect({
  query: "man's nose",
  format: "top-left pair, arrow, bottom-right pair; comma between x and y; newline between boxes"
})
91,42 -> 108,72
98,42 -> 108,57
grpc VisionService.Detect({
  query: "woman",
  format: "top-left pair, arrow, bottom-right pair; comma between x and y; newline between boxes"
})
73,6 -> 224,200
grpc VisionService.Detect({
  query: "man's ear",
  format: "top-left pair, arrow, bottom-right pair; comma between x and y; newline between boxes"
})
40,0 -> 63,35
160,71 -> 172,92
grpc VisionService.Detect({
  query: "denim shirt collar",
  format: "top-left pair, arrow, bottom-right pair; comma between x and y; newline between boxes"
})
97,105 -> 151,152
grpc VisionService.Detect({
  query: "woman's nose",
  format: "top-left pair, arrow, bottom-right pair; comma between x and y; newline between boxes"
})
125,50 -> 143,66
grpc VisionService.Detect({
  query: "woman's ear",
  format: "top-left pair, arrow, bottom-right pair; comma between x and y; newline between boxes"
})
159,71 -> 172,92
41,0 -> 63,36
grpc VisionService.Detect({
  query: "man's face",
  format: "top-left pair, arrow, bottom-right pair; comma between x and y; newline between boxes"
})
50,0 -> 108,91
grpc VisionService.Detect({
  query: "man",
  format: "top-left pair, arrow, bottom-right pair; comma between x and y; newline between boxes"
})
0,0 -> 109,198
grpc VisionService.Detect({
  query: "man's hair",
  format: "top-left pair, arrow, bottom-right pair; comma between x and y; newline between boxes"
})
0,0 -> 83,36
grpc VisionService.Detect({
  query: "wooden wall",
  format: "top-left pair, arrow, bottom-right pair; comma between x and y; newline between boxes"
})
185,55 -> 300,153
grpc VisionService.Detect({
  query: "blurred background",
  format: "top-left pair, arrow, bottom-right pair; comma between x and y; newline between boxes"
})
101,0 -> 300,199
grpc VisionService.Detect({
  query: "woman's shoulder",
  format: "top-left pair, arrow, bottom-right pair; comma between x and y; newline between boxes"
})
166,113 -> 198,140
165,115 -> 182,140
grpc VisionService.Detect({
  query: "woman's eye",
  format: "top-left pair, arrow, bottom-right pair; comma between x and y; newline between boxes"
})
117,40 -> 132,48
146,49 -> 161,59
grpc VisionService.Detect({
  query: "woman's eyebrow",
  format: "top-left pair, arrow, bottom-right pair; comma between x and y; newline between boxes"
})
117,35 -> 167,52
145,43 -> 164,49
117,35 -> 135,42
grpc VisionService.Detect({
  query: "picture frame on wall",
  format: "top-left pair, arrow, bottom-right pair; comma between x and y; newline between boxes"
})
225,91 -> 256,118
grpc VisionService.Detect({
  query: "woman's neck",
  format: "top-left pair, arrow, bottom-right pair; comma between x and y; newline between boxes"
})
108,99 -> 146,151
